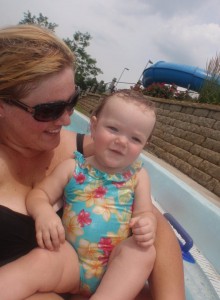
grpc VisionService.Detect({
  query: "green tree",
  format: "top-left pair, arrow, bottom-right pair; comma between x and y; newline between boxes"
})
19,11 -> 58,32
64,32 -> 102,90
19,11 -> 103,90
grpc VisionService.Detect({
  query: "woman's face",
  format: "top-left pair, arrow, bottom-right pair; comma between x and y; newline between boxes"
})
1,67 -> 75,153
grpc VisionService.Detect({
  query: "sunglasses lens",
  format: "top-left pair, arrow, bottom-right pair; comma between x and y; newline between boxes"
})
34,104 -> 65,121
34,91 -> 80,122
66,93 -> 79,112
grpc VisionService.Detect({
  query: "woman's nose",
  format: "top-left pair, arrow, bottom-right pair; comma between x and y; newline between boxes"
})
54,109 -> 73,126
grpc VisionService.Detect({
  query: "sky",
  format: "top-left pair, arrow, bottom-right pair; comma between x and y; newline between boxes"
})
0,0 -> 220,89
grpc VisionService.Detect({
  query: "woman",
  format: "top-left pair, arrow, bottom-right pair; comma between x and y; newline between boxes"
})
0,24 -> 185,300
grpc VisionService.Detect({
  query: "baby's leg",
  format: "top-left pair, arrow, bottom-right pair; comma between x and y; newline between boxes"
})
0,241 -> 80,300
90,236 -> 156,300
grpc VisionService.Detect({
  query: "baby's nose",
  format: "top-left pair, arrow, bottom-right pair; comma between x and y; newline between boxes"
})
115,136 -> 127,145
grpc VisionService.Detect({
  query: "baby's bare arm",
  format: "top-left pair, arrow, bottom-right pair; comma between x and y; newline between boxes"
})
130,168 -> 157,247
26,159 -> 75,250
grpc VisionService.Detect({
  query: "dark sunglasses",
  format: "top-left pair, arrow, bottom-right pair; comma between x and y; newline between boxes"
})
6,86 -> 80,122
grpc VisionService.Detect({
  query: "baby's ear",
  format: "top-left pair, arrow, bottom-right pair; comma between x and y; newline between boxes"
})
90,116 -> 98,139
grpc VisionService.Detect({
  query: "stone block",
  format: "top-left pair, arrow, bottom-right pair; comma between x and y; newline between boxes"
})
173,127 -> 187,139
197,116 -> 215,128
213,120 -> 220,130
156,108 -> 170,116
198,148 -> 220,165
193,108 -> 210,117
182,107 -> 195,114
160,132 -> 175,144
204,178 -> 219,194
174,159 -> 192,175
169,104 -> 182,112
189,168 -> 212,187
200,160 -> 220,180
157,115 -> 172,125
188,155 -> 203,168
165,125 -> 176,134
213,181 -> 220,198
202,138 -> 220,152
198,127 -> 220,141
185,132 -> 205,144
169,111 -> 185,122
209,110 -> 220,121
170,147 -> 191,160
151,146 -> 166,159
190,144 -> 201,156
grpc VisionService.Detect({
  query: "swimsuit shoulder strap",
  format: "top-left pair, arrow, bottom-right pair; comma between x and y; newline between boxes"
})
76,133 -> 85,155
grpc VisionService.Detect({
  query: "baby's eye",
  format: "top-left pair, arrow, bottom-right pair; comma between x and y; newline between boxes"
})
107,126 -> 118,132
132,137 -> 142,143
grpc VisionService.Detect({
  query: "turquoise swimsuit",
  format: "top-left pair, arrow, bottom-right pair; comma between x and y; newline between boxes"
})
62,151 -> 142,296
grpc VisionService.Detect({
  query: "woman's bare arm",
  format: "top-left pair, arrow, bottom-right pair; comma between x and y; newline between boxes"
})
149,207 -> 185,300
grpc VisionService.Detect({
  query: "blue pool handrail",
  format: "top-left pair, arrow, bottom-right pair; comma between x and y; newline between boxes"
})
164,212 -> 195,263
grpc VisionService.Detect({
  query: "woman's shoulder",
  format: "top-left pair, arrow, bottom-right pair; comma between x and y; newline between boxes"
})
60,129 -> 77,152
61,128 -> 77,140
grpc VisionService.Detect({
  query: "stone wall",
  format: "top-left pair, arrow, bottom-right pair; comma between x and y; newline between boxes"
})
76,92 -> 220,198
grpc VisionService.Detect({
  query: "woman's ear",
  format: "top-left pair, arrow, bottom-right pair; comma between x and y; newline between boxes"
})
90,116 -> 98,139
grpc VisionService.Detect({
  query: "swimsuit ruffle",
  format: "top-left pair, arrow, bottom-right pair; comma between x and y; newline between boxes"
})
74,151 -> 142,183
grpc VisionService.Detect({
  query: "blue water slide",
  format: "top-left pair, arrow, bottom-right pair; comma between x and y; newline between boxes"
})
142,61 -> 209,92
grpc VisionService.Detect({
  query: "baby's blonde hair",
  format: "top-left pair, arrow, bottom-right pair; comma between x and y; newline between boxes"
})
0,24 -> 75,101
92,89 -> 156,117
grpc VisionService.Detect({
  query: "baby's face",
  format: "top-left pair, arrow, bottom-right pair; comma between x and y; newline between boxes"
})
90,96 -> 156,173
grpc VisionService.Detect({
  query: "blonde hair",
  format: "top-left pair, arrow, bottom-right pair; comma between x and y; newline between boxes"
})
92,89 -> 156,117
0,24 -> 75,101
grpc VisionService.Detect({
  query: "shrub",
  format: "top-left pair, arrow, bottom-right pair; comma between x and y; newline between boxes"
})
142,83 -> 177,99
198,53 -> 220,104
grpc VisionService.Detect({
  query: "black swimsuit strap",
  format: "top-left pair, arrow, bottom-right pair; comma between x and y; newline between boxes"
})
76,133 -> 85,155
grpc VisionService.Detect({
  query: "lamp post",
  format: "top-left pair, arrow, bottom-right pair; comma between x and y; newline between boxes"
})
115,67 -> 129,88
137,59 -> 153,83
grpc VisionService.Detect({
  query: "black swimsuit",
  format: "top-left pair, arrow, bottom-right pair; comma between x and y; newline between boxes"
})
0,205 -> 63,266
0,133 -> 85,267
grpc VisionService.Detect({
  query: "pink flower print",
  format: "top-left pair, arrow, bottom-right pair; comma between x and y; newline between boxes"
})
94,186 -> 107,198
98,237 -> 114,254
122,170 -> 132,180
98,237 -> 114,264
98,253 -> 109,265
112,181 -> 125,188
77,209 -> 92,227
73,172 -> 86,184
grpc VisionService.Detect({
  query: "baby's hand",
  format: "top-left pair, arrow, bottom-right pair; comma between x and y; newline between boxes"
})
35,210 -> 65,251
130,213 -> 156,248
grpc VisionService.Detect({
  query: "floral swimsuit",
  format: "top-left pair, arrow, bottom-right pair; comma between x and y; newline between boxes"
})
62,151 -> 142,296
